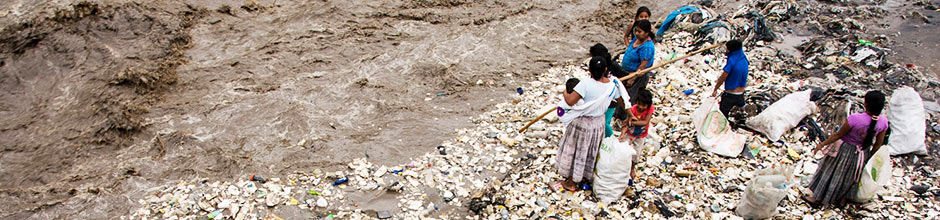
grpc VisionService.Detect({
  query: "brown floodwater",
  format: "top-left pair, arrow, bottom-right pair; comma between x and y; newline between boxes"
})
0,0 -> 935,218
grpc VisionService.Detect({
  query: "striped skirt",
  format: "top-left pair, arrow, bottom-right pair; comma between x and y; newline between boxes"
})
808,142 -> 869,205
556,115 -> 605,182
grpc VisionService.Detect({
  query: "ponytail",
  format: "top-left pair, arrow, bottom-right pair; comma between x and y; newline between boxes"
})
862,91 -> 885,149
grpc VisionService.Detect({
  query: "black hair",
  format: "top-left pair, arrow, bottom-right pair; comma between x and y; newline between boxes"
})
634,20 -> 656,42
862,91 -> 886,149
726,39 -> 743,54
590,43 -> 612,61
588,56 -> 608,80
565,78 -> 580,94
628,7 -> 652,40
636,89 -> 653,106
636,6 -> 651,20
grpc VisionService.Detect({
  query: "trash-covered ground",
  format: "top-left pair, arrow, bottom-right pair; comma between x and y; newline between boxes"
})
127,0 -> 940,217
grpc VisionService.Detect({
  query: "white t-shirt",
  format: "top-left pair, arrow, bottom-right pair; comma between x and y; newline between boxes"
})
573,78 -> 621,117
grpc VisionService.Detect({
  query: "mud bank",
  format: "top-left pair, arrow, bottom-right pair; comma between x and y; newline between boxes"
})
0,0 -> 638,218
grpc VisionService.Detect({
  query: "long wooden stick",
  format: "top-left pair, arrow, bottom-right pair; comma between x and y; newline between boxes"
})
619,42 -> 726,81
518,107 -> 555,133
517,42 -> 727,133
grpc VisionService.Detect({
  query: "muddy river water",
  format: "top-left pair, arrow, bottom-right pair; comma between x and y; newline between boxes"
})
0,0 -> 936,218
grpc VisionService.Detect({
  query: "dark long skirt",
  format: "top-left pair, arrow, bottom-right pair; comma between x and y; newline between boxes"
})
808,142 -> 869,205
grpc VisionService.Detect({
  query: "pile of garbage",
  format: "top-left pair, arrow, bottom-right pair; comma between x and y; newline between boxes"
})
127,1 -> 940,219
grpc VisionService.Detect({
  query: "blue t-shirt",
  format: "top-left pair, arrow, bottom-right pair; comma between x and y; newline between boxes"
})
621,38 -> 655,72
722,49 -> 749,90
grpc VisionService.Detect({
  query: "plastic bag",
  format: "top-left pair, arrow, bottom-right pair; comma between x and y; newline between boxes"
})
853,146 -> 892,203
692,97 -> 746,157
736,166 -> 796,219
886,87 -> 927,155
593,137 -> 636,204
746,90 -> 816,141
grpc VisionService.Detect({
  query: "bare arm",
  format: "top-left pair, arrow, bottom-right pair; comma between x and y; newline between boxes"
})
564,90 -> 582,106
712,71 -> 729,96
624,29 -> 630,47
632,113 -> 651,126
814,121 -> 852,153
873,130 -> 887,153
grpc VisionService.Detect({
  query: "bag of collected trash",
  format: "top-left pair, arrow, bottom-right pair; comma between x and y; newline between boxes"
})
692,97 -> 746,157
886,87 -> 927,155
853,146 -> 892,203
746,90 -> 816,142
593,137 -> 636,204
735,165 -> 796,219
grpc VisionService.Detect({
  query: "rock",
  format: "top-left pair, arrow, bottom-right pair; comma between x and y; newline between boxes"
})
912,185 -> 930,195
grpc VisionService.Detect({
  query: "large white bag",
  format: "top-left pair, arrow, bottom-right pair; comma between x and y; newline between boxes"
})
853,146 -> 892,203
886,87 -> 927,155
692,97 -> 746,157
746,90 -> 817,141
593,137 -> 636,204
735,166 -> 796,219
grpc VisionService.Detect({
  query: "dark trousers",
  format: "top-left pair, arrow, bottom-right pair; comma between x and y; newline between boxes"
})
719,92 -> 745,118
626,72 -> 650,104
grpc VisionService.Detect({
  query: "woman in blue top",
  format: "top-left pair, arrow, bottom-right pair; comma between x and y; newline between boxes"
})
621,20 -> 656,104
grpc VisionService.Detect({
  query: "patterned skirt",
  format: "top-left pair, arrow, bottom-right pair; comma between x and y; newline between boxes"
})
808,142 -> 869,205
556,115 -> 605,182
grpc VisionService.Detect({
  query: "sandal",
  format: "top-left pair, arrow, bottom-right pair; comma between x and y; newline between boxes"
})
801,195 -> 821,209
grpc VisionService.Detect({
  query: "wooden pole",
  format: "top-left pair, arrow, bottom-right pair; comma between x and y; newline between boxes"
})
518,107 -> 555,133
619,42 -> 726,81
517,42 -> 727,133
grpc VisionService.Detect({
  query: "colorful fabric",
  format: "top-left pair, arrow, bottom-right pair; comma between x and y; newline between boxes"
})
808,141 -> 868,205
627,105 -> 656,138
621,38 -> 655,72
556,115 -> 605,182
657,5 -> 701,36
841,113 -> 889,147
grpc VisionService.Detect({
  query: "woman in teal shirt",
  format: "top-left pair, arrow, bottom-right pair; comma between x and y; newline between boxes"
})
621,20 -> 656,105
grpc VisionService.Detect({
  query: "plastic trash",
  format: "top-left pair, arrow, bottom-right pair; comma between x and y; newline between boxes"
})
208,210 -> 222,219
853,146 -> 892,203
250,174 -> 266,183
332,176 -> 349,186
692,97 -> 746,157
886,87 -> 927,155
746,90 -> 817,141
735,165 -> 795,219
592,137 -> 636,204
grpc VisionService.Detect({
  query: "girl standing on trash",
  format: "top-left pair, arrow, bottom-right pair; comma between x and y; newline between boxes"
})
619,89 -> 654,180
803,91 -> 888,208
553,56 -> 627,192
621,20 -> 656,104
